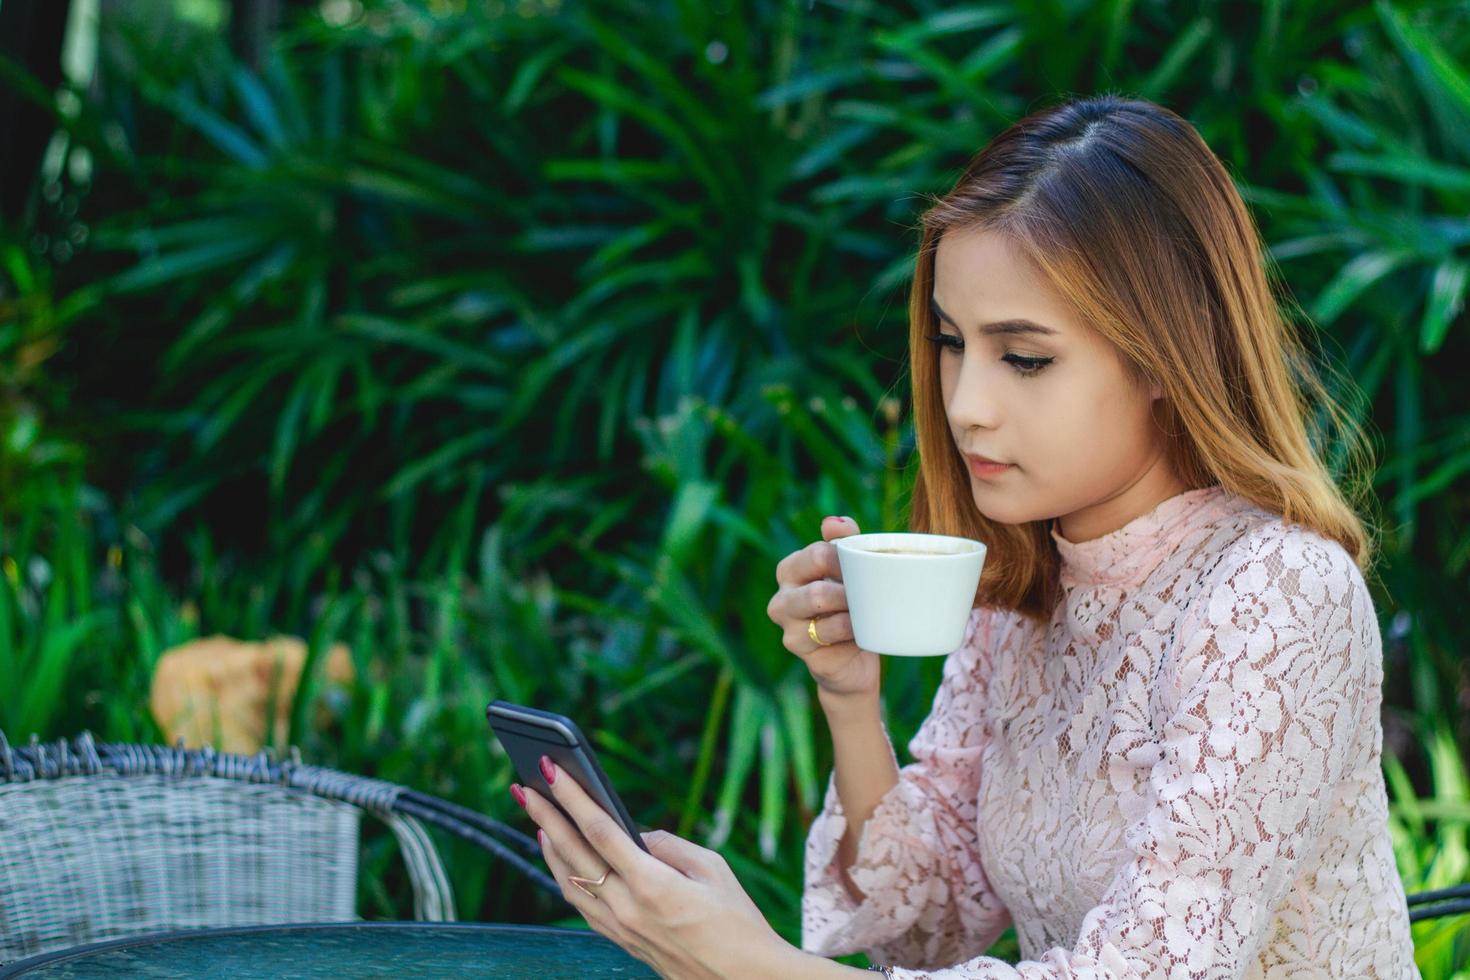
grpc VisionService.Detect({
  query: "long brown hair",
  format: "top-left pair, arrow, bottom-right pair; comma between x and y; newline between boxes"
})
904,94 -> 1380,622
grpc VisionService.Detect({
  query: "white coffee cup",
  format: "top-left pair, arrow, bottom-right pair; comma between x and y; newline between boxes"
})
833,532 -> 987,656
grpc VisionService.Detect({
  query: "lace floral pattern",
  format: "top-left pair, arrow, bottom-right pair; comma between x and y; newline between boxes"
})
802,486 -> 1419,978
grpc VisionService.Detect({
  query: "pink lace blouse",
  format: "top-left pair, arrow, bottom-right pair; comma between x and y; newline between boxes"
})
801,485 -> 1420,978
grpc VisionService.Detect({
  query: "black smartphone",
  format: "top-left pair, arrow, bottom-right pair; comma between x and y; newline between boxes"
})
486,699 -> 651,853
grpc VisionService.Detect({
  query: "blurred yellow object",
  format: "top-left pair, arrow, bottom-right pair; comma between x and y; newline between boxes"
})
149,635 -> 355,753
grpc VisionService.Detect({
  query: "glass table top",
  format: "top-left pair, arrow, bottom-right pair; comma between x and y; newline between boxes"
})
0,922 -> 661,979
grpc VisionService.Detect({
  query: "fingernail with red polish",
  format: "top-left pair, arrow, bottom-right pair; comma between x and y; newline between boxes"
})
539,755 -> 556,784
509,783 -> 526,808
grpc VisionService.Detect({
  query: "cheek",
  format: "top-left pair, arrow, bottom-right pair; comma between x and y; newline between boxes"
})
938,360 -> 958,414
1002,379 -> 1100,465
1049,383 -> 1155,464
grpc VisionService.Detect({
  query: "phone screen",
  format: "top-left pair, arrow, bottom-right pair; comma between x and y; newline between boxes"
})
486,700 -> 650,853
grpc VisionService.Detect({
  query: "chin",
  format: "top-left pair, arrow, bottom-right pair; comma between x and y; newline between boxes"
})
970,489 -> 1033,526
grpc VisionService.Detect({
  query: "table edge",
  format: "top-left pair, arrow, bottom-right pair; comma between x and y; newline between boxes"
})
0,922 -> 606,977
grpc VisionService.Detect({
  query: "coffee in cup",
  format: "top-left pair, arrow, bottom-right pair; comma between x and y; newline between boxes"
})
833,532 -> 986,656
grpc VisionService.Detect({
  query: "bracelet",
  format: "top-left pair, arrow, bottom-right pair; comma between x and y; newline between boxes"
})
866,967 -> 893,977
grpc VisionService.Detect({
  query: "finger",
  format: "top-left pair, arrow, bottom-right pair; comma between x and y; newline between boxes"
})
799,580 -> 847,621
522,784 -> 615,887
539,828 -> 625,940
640,829 -> 722,882
820,515 -> 863,543
538,828 -> 584,904
539,757 -> 654,883
804,640 -> 864,666
802,611 -> 854,652
775,525 -> 850,589
769,577 -> 847,635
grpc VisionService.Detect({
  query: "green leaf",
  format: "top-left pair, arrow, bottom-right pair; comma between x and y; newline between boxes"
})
1402,443 -> 1470,506
163,243 -> 300,371
1393,354 -> 1421,546
543,159 -> 682,183
677,666 -> 733,840
1419,257 -> 1468,354
342,167 -> 477,217
269,368 -> 317,498
754,65 -> 868,111
381,429 -> 498,499
1375,1 -> 1470,123
337,314 -> 506,376
790,124 -> 877,180
155,87 -> 268,167
1267,231 -> 1368,262
106,237 -> 266,294
956,26 -> 1024,83
195,362 -> 286,451
554,65 -> 731,205
874,6 -> 1013,48
776,676 -> 818,812
1292,93 -> 1383,151
12,588 -> 105,738
709,684 -> 767,849
1309,249 -> 1416,327
262,48 -> 310,144
1327,151 -> 1470,195
505,40 -> 578,113
231,64 -> 289,151
581,17 -> 727,152
1137,16 -> 1212,101
287,593 -> 359,750
758,711 -> 786,862
661,481 -> 719,568
644,563 -> 740,675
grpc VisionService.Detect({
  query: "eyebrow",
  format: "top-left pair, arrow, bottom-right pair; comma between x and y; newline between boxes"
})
930,296 -> 1060,337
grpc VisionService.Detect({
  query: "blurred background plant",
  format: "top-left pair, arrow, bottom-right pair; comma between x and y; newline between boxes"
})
0,0 -> 1466,971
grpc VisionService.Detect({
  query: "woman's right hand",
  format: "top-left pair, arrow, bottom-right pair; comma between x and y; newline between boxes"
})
766,516 -> 881,704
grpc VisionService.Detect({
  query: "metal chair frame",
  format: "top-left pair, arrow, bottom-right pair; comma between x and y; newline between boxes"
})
1406,883 -> 1470,924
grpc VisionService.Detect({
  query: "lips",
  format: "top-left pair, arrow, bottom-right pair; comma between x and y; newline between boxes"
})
964,453 -> 1009,466
965,453 -> 1014,479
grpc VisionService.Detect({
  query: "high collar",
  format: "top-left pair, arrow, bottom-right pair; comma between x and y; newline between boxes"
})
1049,484 -> 1242,588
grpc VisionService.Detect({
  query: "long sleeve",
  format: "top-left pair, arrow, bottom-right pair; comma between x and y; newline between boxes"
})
802,605 -> 1014,969
875,528 -> 1383,979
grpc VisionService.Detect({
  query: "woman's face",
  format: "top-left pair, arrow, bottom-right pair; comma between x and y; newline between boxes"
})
930,225 -> 1186,543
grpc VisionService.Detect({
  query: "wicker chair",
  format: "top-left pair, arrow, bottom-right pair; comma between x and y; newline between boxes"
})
0,731 -> 565,963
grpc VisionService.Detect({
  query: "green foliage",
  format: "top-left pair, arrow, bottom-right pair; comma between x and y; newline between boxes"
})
1240,1 -> 1470,735
1387,726 -> 1470,976
0,0 -> 1466,969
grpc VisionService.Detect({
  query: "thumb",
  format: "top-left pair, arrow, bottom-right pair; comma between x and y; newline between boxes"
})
821,515 -> 862,542
641,829 -> 721,880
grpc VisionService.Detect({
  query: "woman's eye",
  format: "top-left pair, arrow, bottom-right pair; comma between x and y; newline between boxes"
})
925,334 -> 1053,377
1001,353 -> 1053,377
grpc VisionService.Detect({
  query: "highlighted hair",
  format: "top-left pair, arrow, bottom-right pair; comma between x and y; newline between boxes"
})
904,94 -> 1380,621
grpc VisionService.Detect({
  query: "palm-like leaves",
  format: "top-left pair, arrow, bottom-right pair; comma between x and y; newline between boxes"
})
1245,2 -> 1469,729
0,0 -> 1463,962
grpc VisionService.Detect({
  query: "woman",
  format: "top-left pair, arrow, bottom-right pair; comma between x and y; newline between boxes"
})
515,94 -> 1420,978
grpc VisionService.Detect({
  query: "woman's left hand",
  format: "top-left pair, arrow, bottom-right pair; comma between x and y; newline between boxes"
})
516,756 -> 796,980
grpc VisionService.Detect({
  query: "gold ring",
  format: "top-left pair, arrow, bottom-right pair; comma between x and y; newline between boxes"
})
808,617 -> 827,646
568,867 -> 611,900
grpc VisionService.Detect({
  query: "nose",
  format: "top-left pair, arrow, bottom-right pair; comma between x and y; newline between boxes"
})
945,362 -> 1004,431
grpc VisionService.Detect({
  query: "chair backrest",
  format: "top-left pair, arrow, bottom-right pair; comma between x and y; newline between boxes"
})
0,773 -> 360,959
0,733 -> 474,964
